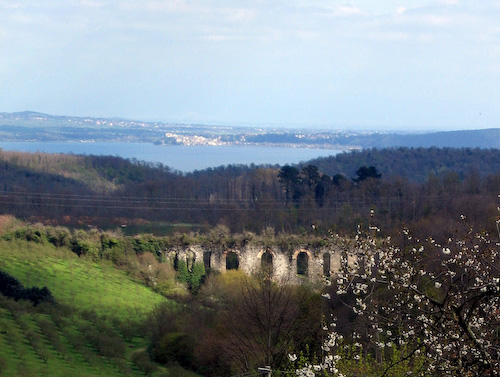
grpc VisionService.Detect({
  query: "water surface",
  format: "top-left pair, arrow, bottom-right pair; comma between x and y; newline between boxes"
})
0,142 -> 340,172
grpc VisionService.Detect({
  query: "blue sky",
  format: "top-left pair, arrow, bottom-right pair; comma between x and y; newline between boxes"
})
1,0 -> 499,131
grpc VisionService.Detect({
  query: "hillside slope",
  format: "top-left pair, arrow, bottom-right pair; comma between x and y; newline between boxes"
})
0,238 -> 198,377
304,147 -> 500,182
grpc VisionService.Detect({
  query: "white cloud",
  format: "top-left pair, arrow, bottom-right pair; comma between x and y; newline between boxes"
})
204,34 -> 246,42
408,13 -> 452,28
224,8 -> 256,23
370,31 -> 410,42
396,6 -> 406,14
79,0 -> 106,9
118,0 -> 206,14
333,6 -> 363,17
0,2 -> 23,10
296,29 -> 320,41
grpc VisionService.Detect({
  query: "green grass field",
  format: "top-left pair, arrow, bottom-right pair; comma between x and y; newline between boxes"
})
0,240 -> 167,320
0,239 -> 199,377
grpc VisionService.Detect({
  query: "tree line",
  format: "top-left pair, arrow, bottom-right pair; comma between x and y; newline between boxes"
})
0,147 -> 499,240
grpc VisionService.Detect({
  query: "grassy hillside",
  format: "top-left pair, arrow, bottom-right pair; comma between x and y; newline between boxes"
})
0,239 -> 198,377
0,240 -> 166,320
0,149 -> 152,194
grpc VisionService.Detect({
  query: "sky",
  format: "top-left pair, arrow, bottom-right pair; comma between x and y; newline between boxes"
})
1,0 -> 500,131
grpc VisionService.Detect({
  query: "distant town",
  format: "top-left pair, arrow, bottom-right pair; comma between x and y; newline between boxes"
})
1,111 -> 500,149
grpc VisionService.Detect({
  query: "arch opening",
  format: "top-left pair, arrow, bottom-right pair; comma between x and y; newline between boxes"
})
297,252 -> 309,276
323,253 -> 331,277
173,253 -> 180,270
226,251 -> 239,270
203,251 -> 212,271
261,251 -> 273,276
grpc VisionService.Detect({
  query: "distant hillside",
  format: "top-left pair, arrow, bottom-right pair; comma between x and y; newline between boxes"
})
0,111 -> 166,142
341,128 -> 500,149
304,147 -> 500,182
1,111 -> 499,148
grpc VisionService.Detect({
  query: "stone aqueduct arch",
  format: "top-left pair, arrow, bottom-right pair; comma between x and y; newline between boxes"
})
172,245 -> 357,282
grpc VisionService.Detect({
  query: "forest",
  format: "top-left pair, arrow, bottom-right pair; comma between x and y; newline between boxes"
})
0,147 -> 499,240
0,146 -> 499,376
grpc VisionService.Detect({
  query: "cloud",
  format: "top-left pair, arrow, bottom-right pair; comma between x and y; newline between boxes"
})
370,31 -> 410,42
0,2 -> 23,10
224,8 -> 256,23
296,30 -> 320,41
396,6 -> 406,14
204,34 -> 247,42
79,0 -> 106,9
119,0 -> 197,13
333,6 -> 363,17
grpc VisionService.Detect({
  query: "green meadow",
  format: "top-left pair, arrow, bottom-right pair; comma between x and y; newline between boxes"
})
0,239 -> 198,377
0,240 -> 166,320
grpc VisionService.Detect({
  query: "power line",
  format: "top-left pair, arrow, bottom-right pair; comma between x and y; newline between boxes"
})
0,190 -> 496,214
0,189 -> 492,205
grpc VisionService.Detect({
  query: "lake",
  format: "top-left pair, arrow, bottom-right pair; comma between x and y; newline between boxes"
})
0,142 -> 341,172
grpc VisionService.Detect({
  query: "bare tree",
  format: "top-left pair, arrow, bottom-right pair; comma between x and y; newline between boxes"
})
214,275 -> 322,374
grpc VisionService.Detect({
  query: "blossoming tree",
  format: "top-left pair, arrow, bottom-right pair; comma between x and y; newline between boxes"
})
290,212 -> 500,376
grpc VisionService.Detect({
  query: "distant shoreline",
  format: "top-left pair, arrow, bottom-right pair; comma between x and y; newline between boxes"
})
1,111 -> 499,149
0,142 -> 341,172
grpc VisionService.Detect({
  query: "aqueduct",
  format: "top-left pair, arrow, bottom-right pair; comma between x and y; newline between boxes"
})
168,244 -> 357,283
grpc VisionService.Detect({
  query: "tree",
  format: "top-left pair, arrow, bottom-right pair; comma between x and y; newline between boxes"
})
301,165 -> 321,192
278,165 -> 301,204
332,173 -> 347,187
354,165 -> 381,182
209,276 -> 322,374
315,174 -> 332,206
293,218 -> 500,376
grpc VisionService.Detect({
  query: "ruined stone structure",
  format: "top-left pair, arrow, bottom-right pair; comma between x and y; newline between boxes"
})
168,244 -> 357,283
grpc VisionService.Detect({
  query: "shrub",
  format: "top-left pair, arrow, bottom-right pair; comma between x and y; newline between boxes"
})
136,252 -> 180,297
0,269 -> 55,306
99,231 -> 125,261
80,322 -> 126,358
15,225 -> 46,243
132,234 -> 162,254
71,229 -> 99,258
176,260 -> 205,294
189,262 -> 206,294
151,332 -> 193,367
22,287 -> 55,306
131,349 -> 157,376
0,356 -> 6,375
0,269 -> 24,299
45,226 -> 71,247
114,317 -> 141,341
